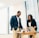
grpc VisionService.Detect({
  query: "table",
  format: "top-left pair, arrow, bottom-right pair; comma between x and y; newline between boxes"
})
17,31 -> 36,38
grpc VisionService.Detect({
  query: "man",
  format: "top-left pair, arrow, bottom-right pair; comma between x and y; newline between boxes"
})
27,15 -> 37,38
10,11 -> 23,38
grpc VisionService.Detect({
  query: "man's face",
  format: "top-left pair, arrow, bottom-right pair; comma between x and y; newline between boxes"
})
17,12 -> 21,17
28,16 -> 31,20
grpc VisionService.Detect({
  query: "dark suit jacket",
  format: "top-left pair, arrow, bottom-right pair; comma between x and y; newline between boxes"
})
10,15 -> 23,30
27,19 -> 37,31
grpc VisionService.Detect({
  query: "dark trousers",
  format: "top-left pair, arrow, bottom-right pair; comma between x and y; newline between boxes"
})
30,35 -> 32,38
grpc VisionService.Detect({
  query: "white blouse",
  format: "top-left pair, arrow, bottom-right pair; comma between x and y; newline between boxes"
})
28,22 -> 31,27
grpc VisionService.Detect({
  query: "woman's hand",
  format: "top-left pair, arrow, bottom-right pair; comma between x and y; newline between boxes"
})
34,26 -> 36,29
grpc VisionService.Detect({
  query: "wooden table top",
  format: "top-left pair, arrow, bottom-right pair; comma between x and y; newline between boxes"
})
17,31 -> 36,35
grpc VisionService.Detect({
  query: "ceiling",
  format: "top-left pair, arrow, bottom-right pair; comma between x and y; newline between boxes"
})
0,0 -> 26,7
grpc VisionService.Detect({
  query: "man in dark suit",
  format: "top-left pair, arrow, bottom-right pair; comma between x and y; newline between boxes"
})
27,15 -> 37,38
10,11 -> 23,38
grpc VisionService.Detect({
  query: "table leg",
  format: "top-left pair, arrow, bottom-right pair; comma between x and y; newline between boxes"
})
33,34 -> 36,38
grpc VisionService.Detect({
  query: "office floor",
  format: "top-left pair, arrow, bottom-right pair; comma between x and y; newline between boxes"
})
0,33 -> 39,38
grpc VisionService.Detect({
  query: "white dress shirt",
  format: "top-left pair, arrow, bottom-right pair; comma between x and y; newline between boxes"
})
16,16 -> 20,27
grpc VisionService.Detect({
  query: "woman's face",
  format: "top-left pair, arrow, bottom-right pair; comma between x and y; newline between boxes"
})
28,16 -> 31,20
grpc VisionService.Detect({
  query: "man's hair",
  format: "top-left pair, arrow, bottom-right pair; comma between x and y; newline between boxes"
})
17,11 -> 21,13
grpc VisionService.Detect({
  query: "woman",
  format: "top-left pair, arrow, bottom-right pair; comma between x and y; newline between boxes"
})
27,15 -> 37,38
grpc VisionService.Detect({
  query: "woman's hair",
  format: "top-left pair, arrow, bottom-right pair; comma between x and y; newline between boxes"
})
28,14 -> 33,20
